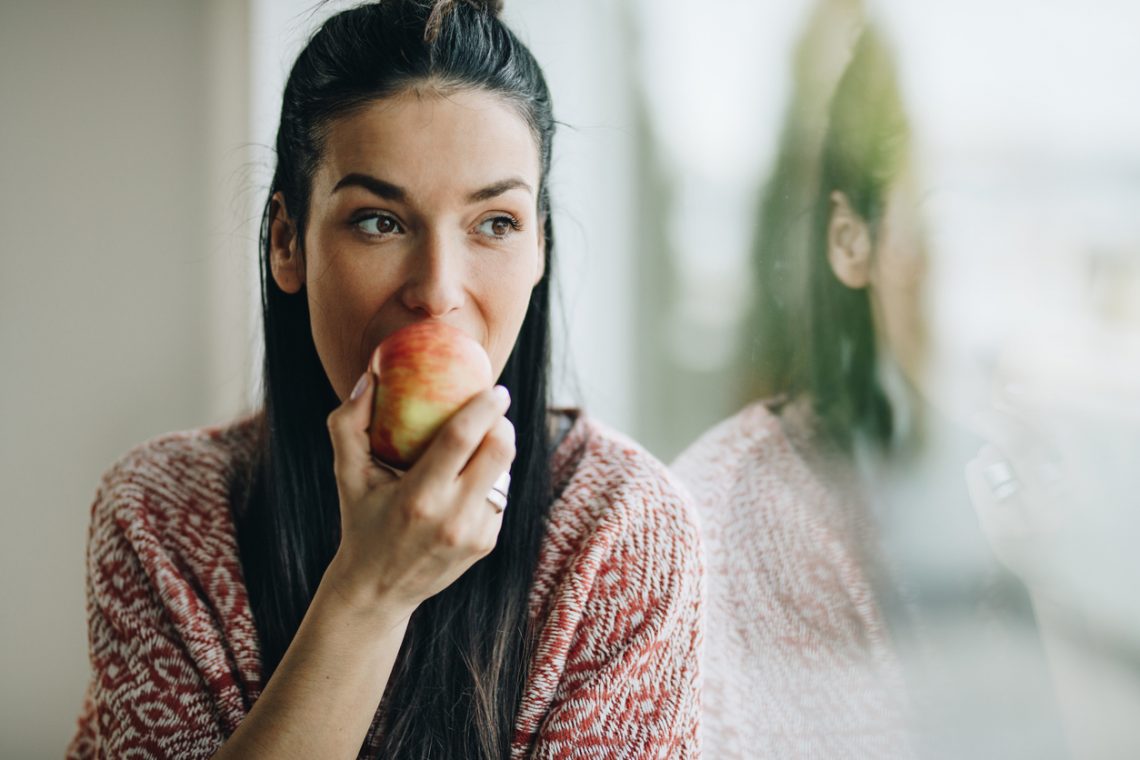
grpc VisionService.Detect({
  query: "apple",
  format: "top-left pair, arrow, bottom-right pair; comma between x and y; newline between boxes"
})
368,321 -> 494,468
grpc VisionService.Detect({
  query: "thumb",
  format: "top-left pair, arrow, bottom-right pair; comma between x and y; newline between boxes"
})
327,371 -> 375,505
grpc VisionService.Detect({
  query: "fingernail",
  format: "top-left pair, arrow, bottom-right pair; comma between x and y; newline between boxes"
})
494,385 -> 511,406
350,372 -> 370,401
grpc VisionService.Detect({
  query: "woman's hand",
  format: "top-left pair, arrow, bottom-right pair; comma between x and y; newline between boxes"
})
964,397 -> 1131,605
965,407 -> 1072,592
322,372 -> 515,622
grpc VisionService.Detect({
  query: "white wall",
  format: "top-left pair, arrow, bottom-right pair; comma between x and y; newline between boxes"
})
0,2 -> 249,756
504,1 -> 639,433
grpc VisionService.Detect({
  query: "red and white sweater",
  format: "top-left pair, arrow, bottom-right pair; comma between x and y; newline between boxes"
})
672,402 -> 912,759
67,412 -> 702,759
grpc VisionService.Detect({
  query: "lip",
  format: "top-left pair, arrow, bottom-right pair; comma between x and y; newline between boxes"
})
364,318 -> 483,365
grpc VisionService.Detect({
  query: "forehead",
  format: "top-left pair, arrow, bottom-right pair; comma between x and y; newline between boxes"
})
314,88 -> 541,199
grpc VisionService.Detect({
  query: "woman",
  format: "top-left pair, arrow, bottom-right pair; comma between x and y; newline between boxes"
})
66,2 -> 701,758
674,20 -> 1065,759
670,22 -> 915,759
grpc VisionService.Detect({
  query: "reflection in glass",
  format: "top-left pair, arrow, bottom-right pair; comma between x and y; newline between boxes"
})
674,2 -> 1140,757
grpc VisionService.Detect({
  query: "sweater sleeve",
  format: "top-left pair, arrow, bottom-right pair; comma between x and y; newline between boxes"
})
66,459 -> 232,759
525,474 -> 704,759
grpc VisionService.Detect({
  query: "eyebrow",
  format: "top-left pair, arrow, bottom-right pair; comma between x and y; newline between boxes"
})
332,173 -> 406,201
331,172 -> 533,203
467,177 -> 533,202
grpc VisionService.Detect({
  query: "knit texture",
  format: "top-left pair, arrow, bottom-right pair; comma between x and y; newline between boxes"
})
67,411 -> 701,759
671,402 -> 912,759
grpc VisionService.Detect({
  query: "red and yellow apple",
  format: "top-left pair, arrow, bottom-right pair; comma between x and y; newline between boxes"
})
368,321 -> 494,468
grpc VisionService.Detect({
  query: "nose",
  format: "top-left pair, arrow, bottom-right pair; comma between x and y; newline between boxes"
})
399,230 -> 466,318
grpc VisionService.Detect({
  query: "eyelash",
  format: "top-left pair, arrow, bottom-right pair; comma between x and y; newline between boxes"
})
350,212 -> 523,239
351,212 -> 403,238
478,214 -> 524,238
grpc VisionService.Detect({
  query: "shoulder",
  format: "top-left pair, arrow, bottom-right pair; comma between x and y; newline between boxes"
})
669,401 -> 798,519
78,418 -> 263,752
670,400 -> 786,485
520,413 -> 703,750
528,412 -> 702,630
550,411 -> 700,555
668,398 -> 849,545
87,415 -> 260,564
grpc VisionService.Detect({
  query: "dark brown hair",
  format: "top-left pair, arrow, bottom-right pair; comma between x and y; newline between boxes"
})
750,23 -> 909,448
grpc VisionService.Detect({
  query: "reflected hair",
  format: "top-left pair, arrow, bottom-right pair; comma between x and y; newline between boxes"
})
236,1 -> 556,757
751,24 -> 908,448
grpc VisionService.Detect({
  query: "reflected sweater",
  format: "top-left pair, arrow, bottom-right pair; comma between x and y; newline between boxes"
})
67,411 -> 701,759
672,401 -> 912,759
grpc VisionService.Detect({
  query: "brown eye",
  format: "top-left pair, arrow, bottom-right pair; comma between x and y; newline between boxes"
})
356,213 -> 403,236
477,215 -> 521,238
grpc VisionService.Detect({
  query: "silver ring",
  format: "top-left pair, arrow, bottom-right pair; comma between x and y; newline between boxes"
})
485,470 -> 510,513
486,487 -> 508,513
492,470 -> 511,496
983,461 -> 1020,501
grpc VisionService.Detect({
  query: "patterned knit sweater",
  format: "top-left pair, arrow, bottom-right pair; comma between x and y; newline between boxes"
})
671,402 -> 912,759
66,411 -> 702,759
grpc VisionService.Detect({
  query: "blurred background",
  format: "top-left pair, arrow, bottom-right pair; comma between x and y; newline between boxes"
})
2,0 -> 1138,756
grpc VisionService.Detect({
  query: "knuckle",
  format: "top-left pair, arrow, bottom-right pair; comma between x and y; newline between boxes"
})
441,419 -> 476,450
495,416 -> 515,441
485,437 -> 514,465
479,533 -> 499,555
487,425 -> 516,462
476,386 -> 501,407
401,494 -> 432,522
436,524 -> 465,549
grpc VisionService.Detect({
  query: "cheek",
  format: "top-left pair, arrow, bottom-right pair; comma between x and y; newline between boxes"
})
878,197 -> 928,284
304,245 -> 391,396
479,260 -> 538,375
875,223 -> 925,288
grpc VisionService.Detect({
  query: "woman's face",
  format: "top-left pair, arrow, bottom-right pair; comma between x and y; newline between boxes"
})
828,162 -> 929,389
270,88 -> 546,401
868,165 -> 929,386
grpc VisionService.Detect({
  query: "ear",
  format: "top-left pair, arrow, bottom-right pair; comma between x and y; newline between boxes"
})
533,212 -> 547,285
827,190 -> 873,289
269,191 -> 305,294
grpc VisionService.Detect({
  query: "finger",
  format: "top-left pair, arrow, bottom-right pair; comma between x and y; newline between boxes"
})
433,502 -> 504,560
966,445 -> 1029,533
410,385 -> 511,483
977,415 -> 1077,509
456,415 -> 515,511
364,460 -> 402,491
969,409 -> 1032,457
965,452 -> 998,514
970,407 -> 1064,475
975,443 -> 1023,497
475,507 -> 506,557
327,371 -> 376,504
974,441 -> 1066,533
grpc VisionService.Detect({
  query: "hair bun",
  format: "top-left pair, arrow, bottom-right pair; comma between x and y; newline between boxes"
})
426,0 -> 503,42
464,0 -> 503,16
